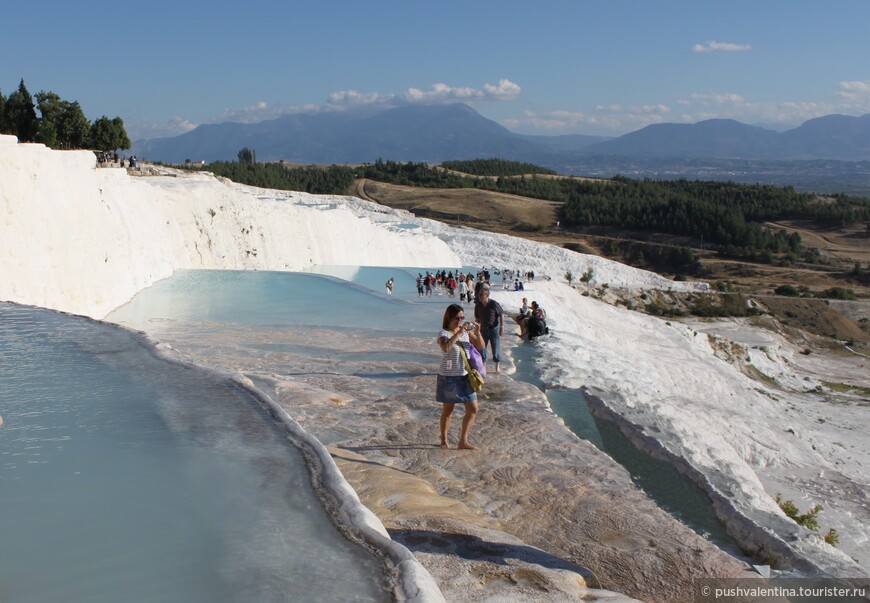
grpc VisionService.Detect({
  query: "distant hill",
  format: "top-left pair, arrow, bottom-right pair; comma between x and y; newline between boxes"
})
585,119 -> 782,158
515,132 -> 612,151
584,114 -> 870,160
133,105 -> 870,192
135,103 -> 545,164
779,114 -> 870,159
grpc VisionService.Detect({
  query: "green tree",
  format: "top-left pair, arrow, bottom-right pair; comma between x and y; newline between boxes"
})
4,79 -> 38,141
0,89 -> 7,133
35,91 -> 64,124
34,90 -> 65,147
238,147 -> 256,164
88,115 -> 131,151
111,116 -> 131,149
57,101 -> 91,148
35,119 -> 57,147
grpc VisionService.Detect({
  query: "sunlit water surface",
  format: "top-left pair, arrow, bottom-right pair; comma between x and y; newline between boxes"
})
0,303 -> 387,603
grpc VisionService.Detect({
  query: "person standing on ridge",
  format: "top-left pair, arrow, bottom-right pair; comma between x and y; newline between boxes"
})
436,304 -> 485,449
474,281 -> 504,374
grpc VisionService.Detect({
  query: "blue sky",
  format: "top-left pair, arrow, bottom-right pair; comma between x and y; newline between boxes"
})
3,0 -> 869,140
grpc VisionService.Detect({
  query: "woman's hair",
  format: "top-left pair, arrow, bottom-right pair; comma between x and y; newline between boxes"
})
442,303 -> 465,329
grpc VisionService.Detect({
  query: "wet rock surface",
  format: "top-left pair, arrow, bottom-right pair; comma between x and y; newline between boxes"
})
154,323 -> 752,602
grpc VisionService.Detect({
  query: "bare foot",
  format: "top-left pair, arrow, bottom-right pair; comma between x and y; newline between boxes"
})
457,442 -> 479,450
440,441 -> 449,449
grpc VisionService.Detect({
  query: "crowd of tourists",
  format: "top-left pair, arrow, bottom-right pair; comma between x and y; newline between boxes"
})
96,151 -> 138,168
410,267 -> 540,302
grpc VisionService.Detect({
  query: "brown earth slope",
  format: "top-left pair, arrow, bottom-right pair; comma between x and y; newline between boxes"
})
350,178 -> 870,349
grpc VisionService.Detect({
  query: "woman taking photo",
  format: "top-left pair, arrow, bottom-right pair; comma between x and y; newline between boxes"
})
437,304 -> 485,450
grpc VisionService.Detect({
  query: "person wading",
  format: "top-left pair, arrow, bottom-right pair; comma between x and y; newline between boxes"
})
436,304 -> 485,449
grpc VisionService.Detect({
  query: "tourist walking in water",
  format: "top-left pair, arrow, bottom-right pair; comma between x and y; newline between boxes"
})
474,281 -> 504,374
458,277 -> 468,304
437,304 -> 485,450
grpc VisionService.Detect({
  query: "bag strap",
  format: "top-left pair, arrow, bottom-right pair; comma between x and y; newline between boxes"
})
457,344 -> 474,374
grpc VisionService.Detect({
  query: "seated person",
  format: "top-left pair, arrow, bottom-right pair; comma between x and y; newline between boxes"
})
514,297 -> 530,330
517,298 -> 530,318
522,301 -> 549,340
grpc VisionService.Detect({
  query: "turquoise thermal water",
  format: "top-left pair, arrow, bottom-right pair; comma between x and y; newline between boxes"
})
0,303 -> 387,603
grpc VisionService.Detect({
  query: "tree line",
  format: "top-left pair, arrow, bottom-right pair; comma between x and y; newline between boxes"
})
196,154 -> 870,260
195,160 -> 356,195
561,177 -> 870,257
441,159 -> 557,177
0,79 -> 130,152
355,159 -> 870,257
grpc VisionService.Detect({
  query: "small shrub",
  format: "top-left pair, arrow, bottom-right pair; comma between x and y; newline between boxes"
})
817,287 -> 856,300
797,505 -> 823,531
775,493 -> 799,518
825,528 -> 839,546
645,301 -> 684,318
775,493 -> 823,531
775,284 -> 800,297
513,221 -> 542,232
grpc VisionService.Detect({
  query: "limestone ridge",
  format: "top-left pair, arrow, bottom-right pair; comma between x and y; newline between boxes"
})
0,135 -> 458,318
0,134 -> 697,319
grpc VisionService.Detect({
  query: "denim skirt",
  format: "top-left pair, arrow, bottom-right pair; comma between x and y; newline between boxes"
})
436,374 -> 477,404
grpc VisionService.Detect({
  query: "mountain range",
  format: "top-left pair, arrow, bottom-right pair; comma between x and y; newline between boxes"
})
134,104 -> 870,192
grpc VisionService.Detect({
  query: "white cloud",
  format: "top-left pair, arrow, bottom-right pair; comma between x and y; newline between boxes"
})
596,104 -> 623,113
134,79 -> 523,139
328,90 -> 395,106
508,104 -> 671,134
127,116 -> 198,140
836,80 -> 870,104
324,79 -> 521,109
689,92 -> 745,105
691,41 -> 751,53
632,104 -> 671,114
482,79 -> 522,99
214,101 -> 318,123
404,79 -> 521,103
